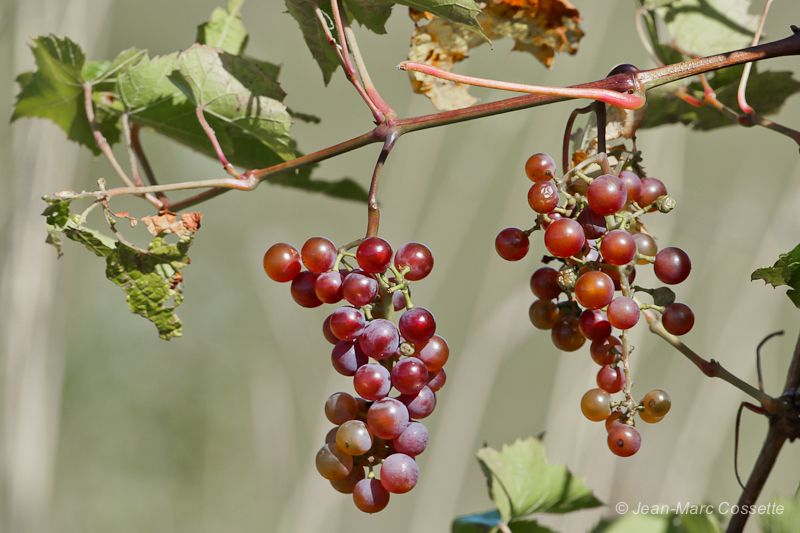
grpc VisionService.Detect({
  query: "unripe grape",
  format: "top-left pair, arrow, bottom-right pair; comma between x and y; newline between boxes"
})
380,453 -> 419,494
575,271 -> 615,310
527,180 -> 560,213
263,243 -> 301,282
495,228 -> 529,261
525,152 -> 556,181
356,237 -> 393,274
353,478 -> 390,513
394,243 -> 433,281
301,237 -> 337,273
336,420 -> 373,456
638,409 -> 663,424
662,303 -> 695,335
632,232 -> 657,264
580,388 -> 612,421
530,267 -> 562,300
545,219 -> 585,258
588,174 -> 627,215
330,466 -> 365,494
316,443 -> 353,480
642,389 -> 671,418
529,300 -> 560,330
607,425 -> 641,457
325,392 -> 358,425
607,297 -> 640,330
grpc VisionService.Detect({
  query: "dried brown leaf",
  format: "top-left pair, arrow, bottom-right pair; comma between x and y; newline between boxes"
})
141,212 -> 203,238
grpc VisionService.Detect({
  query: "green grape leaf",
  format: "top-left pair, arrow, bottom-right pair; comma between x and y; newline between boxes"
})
285,0 -> 340,84
346,0 -> 394,34
196,0 -> 249,55
641,67 -> 800,131
42,197 -> 198,340
452,510 -> 557,533
761,492 -> 800,533
642,0 -> 677,8
476,437 -> 602,522
591,511 -> 721,533
12,35 -> 120,154
653,0 -> 757,55
83,48 -> 147,83
751,243 -> 800,309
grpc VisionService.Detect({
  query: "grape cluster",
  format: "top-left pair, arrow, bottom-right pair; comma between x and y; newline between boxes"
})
263,237 -> 447,512
496,151 -> 694,457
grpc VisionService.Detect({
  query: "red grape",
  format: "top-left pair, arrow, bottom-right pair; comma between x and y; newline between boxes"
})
525,152 -> 556,181
588,174 -> 627,215
367,397 -> 409,439
638,177 -> 667,207
291,271 -> 322,308
392,290 -> 407,311
322,315 -> 339,345
527,180 -> 560,213
354,364 -> 391,400
353,478 -> 390,513
301,237 -> 337,273
336,420 -> 373,456
399,386 -> 436,418
529,300 -> 560,330
342,271 -> 378,307
632,232 -> 657,263
315,270 -> 344,303
394,242 -> 433,281
325,392 -> 358,425
394,421 -> 429,457
316,443 -> 353,480
607,425 -> 641,457
662,303 -> 695,335
415,335 -> 449,372
544,218 -> 585,258
618,170 -> 642,205
331,341 -> 367,376
330,466 -> 365,494
578,309 -> 611,341
654,247 -> 691,285
263,243 -> 301,282
607,297 -> 640,330
356,237 -> 393,274
551,316 -> 585,352
380,453 -> 419,494
359,319 -> 400,359
399,307 -> 436,344
495,228 -> 529,261
577,208 -> 606,239
427,369 -> 446,392
597,365 -> 625,393
391,357 -> 429,395
600,230 -> 636,266
329,306 -> 366,341
600,263 -> 636,291
530,267 -> 561,300
575,271 -> 615,310
590,335 -> 621,366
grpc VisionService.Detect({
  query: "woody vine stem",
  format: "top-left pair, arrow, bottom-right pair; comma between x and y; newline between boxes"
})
59,15 -> 800,531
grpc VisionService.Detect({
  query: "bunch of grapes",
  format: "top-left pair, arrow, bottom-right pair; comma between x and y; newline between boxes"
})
495,151 -> 694,457
262,236 -> 448,512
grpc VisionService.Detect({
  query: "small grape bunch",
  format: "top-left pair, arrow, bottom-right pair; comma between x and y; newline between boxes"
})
263,236 -> 447,512
496,151 -> 694,457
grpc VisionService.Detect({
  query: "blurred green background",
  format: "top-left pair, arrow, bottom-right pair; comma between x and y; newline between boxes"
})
2,1 -> 800,532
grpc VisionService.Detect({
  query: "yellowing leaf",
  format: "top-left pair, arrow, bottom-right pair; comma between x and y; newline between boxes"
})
406,0 -> 584,110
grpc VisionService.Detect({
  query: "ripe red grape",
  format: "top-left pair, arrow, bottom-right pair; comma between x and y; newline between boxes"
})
354,364 -> 391,400
525,152 -> 556,181
342,271 -> 378,306
356,237 -> 393,274
600,230 -> 636,266
578,309 -> 611,341
315,270 -> 344,303
316,443 -> 353,480
662,303 -> 695,335
380,453 -> 419,494
580,388 -> 611,421
607,425 -> 641,457
575,271 -> 615,309
392,290 -> 407,311
618,170 -> 642,205
427,369 -> 446,392
336,419 -> 373,456
638,177 -> 667,207
331,341 -> 367,376
607,297 -> 640,330
605,411 -> 626,432
322,316 -> 339,345
530,267 -> 561,300
399,386 -> 436,418
290,271 -> 322,308
330,466 -> 365,494
329,306 -> 366,341
527,181 -> 560,213
394,242 -> 433,281
325,392 -> 359,425
495,228 -> 529,261
394,422 -> 429,457
588,174 -> 627,215
654,247 -> 691,285
544,218 -> 585,258
263,243 -> 301,282
391,357 -> 429,395
366,397 -> 410,439
529,300 -> 560,330
596,365 -> 625,393
415,335 -> 449,373
358,319 -> 400,360
301,237 -> 337,273
577,208 -> 606,239
632,232 -> 657,263
353,478 -> 390,513
399,307 -> 436,343
590,336 -> 621,366
551,316 -> 585,352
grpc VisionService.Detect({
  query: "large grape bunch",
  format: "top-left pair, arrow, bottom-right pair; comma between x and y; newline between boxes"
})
263,237 -> 447,512
495,152 -> 693,457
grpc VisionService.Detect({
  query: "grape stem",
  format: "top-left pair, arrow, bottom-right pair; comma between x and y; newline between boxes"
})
737,0 -> 773,115
58,29 -> 800,209
617,266 -> 636,410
